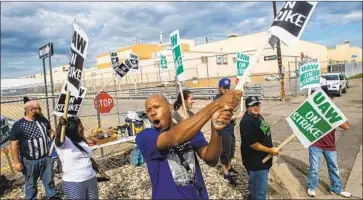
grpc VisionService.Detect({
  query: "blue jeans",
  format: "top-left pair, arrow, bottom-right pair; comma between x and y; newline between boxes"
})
247,169 -> 269,200
21,156 -> 58,200
307,146 -> 342,193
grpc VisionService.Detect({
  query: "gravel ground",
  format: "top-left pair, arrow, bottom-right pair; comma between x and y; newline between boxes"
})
1,148 -> 250,199
1,145 -> 288,199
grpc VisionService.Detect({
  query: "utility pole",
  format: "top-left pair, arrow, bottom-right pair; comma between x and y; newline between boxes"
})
273,1 -> 286,101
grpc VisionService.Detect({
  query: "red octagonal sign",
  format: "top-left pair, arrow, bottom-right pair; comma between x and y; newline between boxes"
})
94,93 -> 114,114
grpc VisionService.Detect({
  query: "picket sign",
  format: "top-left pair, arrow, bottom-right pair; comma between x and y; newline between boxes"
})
263,88 -> 348,163
54,83 -> 87,117
60,23 -> 89,143
300,62 -> 321,94
170,29 -> 188,116
235,52 -> 252,112
235,32 -> 272,110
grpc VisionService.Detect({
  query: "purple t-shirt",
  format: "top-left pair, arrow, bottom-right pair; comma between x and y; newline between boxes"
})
136,128 -> 209,199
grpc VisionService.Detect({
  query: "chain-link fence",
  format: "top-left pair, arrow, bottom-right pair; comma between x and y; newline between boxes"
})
1,55 -> 344,129
1,54 -> 353,179
2,54 -> 317,97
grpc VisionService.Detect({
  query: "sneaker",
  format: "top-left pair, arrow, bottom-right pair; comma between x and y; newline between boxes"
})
307,189 -> 316,197
330,191 -> 352,198
228,168 -> 238,176
223,174 -> 237,187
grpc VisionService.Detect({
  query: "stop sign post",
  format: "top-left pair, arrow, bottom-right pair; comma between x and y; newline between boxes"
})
94,93 -> 114,114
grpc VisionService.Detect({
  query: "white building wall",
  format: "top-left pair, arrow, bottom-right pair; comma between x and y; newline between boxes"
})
21,32 -> 331,89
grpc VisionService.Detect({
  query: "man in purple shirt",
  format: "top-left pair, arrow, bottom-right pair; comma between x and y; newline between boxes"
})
136,90 -> 242,199
307,88 -> 351,198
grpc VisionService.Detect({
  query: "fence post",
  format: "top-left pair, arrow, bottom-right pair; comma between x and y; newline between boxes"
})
114,79 -> 121,125
42,59 -> 51,122
206,57 -> 210,87
101,73 -> 104,90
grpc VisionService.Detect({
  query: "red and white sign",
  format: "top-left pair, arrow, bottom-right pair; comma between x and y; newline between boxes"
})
93,93 -> 114,114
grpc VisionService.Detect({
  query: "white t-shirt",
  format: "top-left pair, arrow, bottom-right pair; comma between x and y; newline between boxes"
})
55,136 -> 95,182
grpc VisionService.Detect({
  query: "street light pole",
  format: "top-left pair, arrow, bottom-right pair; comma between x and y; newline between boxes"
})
42,59 -> 50,121
48,56 -> 57,127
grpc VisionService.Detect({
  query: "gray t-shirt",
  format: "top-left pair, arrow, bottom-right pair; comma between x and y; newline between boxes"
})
172,110 -> 194,124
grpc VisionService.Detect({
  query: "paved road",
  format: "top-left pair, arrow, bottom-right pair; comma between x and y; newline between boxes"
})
260,78 -> 362,196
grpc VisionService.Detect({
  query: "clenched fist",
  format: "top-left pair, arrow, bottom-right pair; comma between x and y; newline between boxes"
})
216,90 -> 243,111
212,90 -> 243,130
13,161 -> 23,172
269,147 -> 280,156
211,109 -> 233,131
58,116 -> 68,126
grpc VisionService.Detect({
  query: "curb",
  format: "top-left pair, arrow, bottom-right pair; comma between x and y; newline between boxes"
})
270,156 -> 328,198
270,157 -> 307,199
345,145 -> 362,199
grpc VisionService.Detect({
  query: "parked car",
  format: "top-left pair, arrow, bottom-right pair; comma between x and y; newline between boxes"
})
264,75 -> 280,81
321,73 -> 348,96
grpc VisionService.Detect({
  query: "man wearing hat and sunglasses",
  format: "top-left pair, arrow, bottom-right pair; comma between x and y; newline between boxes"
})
239,96 -> 279,200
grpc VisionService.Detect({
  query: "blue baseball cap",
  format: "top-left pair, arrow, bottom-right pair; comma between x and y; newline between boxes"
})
218,78 -> 231,87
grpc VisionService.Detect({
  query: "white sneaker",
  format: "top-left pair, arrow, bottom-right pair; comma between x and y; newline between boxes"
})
330,191 -> 352,198
307,189 -> 316,197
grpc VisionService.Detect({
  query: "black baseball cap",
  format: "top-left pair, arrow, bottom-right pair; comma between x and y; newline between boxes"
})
245,96 -> 261,108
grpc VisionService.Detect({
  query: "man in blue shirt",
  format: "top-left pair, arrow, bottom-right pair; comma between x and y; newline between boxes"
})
136,90 -> 242,199
213,77 -> 239,186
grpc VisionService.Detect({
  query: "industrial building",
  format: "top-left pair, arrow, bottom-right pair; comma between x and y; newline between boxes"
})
16,31 -> 362,89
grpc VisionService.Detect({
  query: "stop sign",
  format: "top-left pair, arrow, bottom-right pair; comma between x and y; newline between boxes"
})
94,93 -> 114,113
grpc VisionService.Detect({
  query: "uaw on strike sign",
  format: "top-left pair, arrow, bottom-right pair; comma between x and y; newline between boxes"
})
299,62 -> 321,91
286,88 -> 347,148
54,83 -> 87,117
111,51 -> 138,79
110,51 -> 120,69
269,1 -> 317,47
67,24 -> 89,96
170,30 -> 185,82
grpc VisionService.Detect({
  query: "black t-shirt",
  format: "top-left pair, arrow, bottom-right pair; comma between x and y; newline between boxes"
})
239,112 -> 273,171
10,117 -> 51,160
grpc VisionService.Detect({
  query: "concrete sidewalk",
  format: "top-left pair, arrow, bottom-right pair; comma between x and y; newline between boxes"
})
271,150 -> 363,199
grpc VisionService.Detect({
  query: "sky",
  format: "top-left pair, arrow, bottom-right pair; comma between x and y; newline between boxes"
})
1,1 -> 362,79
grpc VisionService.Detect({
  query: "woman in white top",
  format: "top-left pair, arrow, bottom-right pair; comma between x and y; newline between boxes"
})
55,116 -> 107,199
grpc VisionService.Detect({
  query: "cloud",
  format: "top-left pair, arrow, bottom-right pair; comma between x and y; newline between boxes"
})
1,2 -> 362,78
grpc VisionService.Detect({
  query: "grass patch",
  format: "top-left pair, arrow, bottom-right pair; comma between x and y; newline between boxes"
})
349,73 -> 362,79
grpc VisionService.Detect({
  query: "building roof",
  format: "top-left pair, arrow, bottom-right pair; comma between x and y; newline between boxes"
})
1,78 -> 43,90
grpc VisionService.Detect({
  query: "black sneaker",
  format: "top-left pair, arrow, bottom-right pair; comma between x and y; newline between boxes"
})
229,168 -> 238,176
223,174 -> 238,187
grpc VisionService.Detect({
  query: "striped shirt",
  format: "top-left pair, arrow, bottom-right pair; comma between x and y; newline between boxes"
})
10,117 -> 51,160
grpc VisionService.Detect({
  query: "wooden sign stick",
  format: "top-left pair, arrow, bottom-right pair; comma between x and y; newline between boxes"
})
178,82 -> 188,117
262,133 -> 296,163
60,90 -> 71,143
